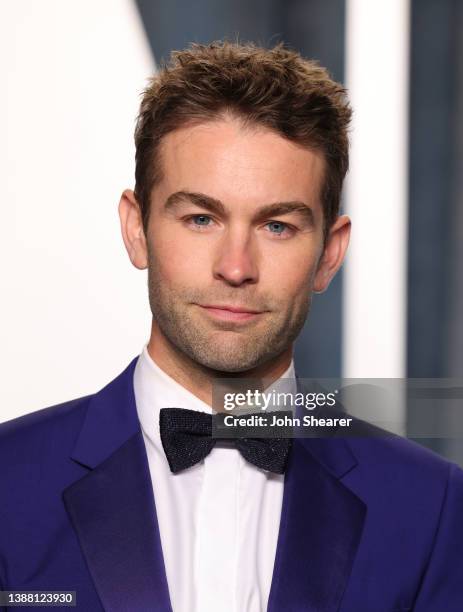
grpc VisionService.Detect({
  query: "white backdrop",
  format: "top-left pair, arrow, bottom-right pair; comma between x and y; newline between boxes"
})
0,0 -> 155,423
343,0 -> 409,379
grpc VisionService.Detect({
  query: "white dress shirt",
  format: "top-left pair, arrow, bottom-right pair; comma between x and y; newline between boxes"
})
133,344 -> 296,612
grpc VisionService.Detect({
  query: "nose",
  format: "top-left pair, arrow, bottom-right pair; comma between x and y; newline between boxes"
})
212,227 -> 259,287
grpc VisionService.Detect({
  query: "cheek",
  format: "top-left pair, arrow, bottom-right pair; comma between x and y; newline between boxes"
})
261,245 -> 320,297
148,230 -> 213,286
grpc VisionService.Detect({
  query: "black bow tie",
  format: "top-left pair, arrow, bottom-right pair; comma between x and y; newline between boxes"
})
159,407 -> 293,474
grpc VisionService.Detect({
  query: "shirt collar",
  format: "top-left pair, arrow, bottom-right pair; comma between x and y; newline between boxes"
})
134,343 -> 296,448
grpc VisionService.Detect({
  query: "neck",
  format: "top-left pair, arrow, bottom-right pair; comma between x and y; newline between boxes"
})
146,319 -> 293,407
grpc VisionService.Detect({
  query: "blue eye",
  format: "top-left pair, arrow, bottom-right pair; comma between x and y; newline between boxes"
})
192,215 -> 212,226
267,221 -> 287,235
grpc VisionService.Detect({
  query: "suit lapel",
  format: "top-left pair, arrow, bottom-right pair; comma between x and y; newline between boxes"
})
267,377 -> 367,612
63,358 -> 172,612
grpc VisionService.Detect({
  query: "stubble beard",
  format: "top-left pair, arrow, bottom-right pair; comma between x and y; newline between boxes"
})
147,256 -> 312,374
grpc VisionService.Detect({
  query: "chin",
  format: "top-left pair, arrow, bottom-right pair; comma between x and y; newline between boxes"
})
192,346 -> 271,374
205,362 -> 259,374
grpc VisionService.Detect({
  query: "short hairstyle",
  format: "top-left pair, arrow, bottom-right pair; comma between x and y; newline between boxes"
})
134,40 -> 352,237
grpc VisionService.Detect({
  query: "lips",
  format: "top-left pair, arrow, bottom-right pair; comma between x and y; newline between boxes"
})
200,304 -> 262,314
196,303 -> 264,322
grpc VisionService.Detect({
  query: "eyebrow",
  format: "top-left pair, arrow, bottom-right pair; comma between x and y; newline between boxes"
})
164,190 -> 315,225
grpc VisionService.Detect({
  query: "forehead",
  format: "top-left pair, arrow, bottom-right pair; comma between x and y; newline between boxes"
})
154,118 -> 325,212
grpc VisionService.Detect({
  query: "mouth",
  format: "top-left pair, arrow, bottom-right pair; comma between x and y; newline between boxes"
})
195,303 -> 265,323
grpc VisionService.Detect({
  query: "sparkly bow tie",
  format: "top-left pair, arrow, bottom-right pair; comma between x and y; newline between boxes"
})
159,407 -> 293,474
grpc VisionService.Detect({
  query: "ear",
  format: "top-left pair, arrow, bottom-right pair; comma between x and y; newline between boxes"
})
313,214 -> 351,293
118,189 -> 148,270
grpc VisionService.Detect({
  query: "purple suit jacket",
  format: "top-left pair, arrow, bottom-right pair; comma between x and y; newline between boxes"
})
1,357 -> 462,611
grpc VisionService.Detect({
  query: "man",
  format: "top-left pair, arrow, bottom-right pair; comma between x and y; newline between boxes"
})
0,41 -> 462,612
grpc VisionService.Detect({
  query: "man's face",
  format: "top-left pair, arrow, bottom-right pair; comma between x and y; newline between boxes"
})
139,117 -> 337,372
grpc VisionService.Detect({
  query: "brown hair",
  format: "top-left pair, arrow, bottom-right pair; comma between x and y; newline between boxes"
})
134,40 -> 352,236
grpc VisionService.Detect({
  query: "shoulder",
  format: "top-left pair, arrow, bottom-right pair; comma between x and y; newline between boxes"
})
341,418 -> 463,524
0,395 -> 92,480
304,398 -> 460,486
346,417 -> 456,480
0,394 -> 91,441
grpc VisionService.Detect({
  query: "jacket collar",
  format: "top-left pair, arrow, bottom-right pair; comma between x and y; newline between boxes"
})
70,357 -> 140,469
